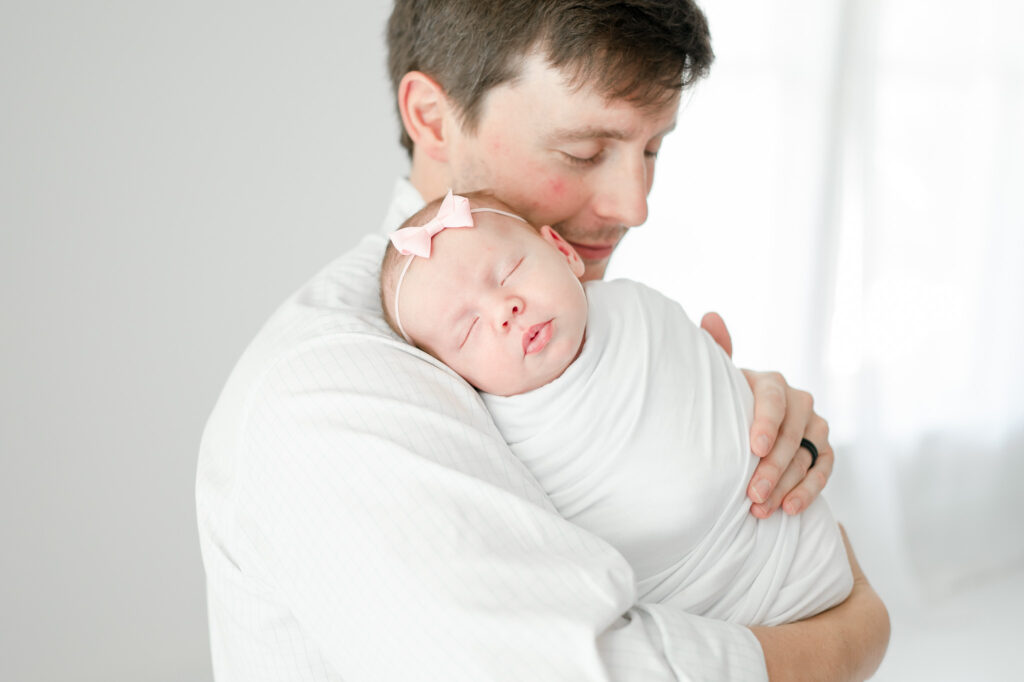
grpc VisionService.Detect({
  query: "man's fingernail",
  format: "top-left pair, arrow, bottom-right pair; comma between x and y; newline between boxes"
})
753,479 -> 771,503
755,435 -> 771,454
785,499 -> 803,515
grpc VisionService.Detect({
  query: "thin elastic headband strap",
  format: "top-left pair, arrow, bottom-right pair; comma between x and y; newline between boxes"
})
393,207 -> 527,344
470,207 -> 527,222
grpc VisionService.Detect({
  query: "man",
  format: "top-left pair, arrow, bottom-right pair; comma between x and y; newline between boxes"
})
197,1 -> 889,679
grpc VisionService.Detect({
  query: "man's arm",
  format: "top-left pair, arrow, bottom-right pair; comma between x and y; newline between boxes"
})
700,312 -> 835,519
752,527 -> 891,681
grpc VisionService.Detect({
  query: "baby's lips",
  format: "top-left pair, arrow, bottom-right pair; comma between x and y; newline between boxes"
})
522,321 -> 552,354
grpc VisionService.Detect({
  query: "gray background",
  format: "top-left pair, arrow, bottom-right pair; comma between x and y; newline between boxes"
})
1,2 -> 403,680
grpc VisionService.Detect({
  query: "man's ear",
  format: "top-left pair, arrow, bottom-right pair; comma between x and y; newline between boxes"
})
539,225 -> 585,278
397,71 -> 452,162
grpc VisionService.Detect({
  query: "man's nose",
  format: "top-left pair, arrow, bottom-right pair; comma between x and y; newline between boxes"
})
593,152 -> 649,227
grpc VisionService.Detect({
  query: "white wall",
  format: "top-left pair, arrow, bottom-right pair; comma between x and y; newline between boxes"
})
0,3 -> 403,680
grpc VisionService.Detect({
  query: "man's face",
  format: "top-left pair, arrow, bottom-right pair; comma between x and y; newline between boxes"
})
445,53 -> 680,281
398,211 -> 588,397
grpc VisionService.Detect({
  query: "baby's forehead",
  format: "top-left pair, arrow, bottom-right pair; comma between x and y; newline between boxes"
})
423,214 -> 530,278
471,206 -> 537,238
440,213 -> 521,256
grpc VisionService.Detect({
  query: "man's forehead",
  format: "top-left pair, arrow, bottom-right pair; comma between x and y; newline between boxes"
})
497,54 -> 680,140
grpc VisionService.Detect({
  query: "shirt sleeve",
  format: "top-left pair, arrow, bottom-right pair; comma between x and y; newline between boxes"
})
200,330 -> 767,681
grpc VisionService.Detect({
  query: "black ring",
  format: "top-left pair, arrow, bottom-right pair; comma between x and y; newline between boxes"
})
799,438 -> 819,469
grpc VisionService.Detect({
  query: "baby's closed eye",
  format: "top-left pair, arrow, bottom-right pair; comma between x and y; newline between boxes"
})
501,257 -> 524,285
459,316 -> 479,349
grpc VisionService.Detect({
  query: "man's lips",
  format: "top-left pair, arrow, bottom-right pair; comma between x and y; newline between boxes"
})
566,240 -> 616,261
523,321 -> 553,355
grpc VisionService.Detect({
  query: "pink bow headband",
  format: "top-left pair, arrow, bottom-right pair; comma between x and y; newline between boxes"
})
389,190 -> 526,344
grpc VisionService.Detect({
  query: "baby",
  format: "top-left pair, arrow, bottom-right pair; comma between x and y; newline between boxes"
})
380,190 -> 853,626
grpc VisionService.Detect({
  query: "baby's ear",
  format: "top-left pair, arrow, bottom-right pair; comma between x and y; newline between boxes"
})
539,225 -> 584,278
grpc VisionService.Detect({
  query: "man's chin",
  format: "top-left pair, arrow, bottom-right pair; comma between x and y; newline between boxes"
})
580,258 -> 610,282
567,242 -> 615,260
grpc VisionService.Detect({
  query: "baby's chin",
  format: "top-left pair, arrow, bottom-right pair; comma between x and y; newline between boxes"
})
475,364 -> 564,397
484,379 -> 551,398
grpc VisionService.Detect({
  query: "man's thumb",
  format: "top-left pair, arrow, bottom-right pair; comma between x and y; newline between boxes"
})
700,311 -> 733,358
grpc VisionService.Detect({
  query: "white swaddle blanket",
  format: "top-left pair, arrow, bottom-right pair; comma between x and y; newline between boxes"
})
483,280 -> 853,625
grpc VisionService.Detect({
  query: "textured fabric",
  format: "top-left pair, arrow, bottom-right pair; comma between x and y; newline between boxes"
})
196,178 -> 769,681
484,280 -> 853,626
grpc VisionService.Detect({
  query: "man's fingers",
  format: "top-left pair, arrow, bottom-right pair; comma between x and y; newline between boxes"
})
750,415 -> 834,518
750,447 -> 814,518
747,385 -> 807,503
781,416 -> 834,515
743,370 -> 788,457
700,312 -> 733,358
780,463 -> 830,515
743,373 -> 839,518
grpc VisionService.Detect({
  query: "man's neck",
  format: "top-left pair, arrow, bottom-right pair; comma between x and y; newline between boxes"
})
408,148 -> 452,204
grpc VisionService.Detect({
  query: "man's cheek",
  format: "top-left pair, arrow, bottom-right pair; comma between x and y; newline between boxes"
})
488,135 -> 508,157
509,166 -> 561,214
546,177 -> 566,198
533,174 -> 582,221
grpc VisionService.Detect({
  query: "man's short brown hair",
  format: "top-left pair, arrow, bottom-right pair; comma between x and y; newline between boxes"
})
387,0 -> 714,156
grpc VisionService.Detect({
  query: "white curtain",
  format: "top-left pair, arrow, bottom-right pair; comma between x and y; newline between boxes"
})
610,0 -> 1024,611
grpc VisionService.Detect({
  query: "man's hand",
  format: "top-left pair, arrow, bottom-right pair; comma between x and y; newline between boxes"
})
700,312 -> 835,519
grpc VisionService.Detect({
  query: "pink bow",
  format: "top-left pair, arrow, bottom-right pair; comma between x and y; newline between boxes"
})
389,190 -> 475,258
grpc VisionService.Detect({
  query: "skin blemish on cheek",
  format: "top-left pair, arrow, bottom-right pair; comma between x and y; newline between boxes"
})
546,177 -> 566,197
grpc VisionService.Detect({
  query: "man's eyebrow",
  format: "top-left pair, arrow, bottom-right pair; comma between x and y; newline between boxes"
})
547,126 -> 628,143
547,121 -> 677,144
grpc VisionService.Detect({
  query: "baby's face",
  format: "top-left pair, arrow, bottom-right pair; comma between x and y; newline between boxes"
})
398,212 -> 588,396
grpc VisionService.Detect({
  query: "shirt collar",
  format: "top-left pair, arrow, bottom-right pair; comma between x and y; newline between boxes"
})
378,177 -> 426,236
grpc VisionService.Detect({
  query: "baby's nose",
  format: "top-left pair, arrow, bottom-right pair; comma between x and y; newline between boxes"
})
499,297 -> 525,330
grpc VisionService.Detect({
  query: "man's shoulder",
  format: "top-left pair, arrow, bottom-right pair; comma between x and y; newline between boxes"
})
228,233 -> 391,385
199,177 -> 434,462
198,233 -> 444,456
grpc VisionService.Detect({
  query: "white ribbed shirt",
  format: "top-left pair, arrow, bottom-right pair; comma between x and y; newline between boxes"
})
196,178 -> 769,681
